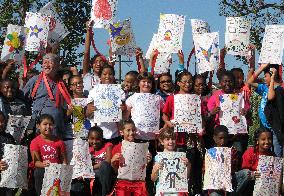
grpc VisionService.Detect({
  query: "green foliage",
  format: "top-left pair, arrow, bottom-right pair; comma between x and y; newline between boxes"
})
0,0 -> 91,66
219,0 -> 284,52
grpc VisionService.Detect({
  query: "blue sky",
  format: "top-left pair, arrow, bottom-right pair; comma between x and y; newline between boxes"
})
86,0 -> 255,81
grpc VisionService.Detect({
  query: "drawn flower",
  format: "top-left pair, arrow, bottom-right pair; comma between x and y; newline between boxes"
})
30,25 -> 43,38
230,94 -> 238,101
5,32 -> 25,53
232,116 -> 240,124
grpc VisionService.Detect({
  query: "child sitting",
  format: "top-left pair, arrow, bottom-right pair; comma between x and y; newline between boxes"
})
235,127 -> 274,195
89,126 -> 113,196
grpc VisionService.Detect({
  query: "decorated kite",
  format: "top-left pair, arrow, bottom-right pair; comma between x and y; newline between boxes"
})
91,0 -> 118,28
156,13 -> 185,54
225,17 -> 251,56
24,12 -> 50,52
1,24 -> 27,64
193,32 -> 219,74
109,18 -> 136,56
39,2 -> 69,46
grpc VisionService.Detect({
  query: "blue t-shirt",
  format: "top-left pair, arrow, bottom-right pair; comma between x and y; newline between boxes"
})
255,84 -> 271,129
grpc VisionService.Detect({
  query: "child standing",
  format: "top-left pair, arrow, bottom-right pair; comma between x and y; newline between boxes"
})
30,114 -> 67,196
86,64 -> 126,144
122,71 -> 139,99
206,125 -> 241,196
151,127 -> 190,196
88,126 -> 113,196
111,119 -> 152,196
235,127 -> 274,195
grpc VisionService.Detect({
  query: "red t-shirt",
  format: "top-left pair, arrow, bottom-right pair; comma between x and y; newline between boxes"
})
89,142 -> 113,164
30,135 -> 66,164
163,94 -> 205,146
241,147 -> 274,171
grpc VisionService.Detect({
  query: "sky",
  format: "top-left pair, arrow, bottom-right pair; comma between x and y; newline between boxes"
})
88,0 -> 248,81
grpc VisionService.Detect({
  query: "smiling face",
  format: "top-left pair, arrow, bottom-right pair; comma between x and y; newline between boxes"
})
37,118 -> 54,137
92,56 -> 105,75
257,131 -> 272,152
69,76 -> 84,96
159,75 -> 173,93
124,74 -> 137,91
160,137 -> 176,151
100,68 -> 115,84
194,77 -> 205,95
120,123 -> 136,142
88,131 -> 103,150
42,58 -> 59,77
220,75 -> 234,94
139,78 -> 152,93
177,74 -> 193,93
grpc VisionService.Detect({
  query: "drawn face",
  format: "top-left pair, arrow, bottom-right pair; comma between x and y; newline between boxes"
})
177,75 -> 193,93
0,114 -> 6,132
92,56 -> 105,75
121,123 -> 136,142
115,33 -> 130,45
139,79 -> 152,93
213,132 -> 228,147
100,68 -> 115,84
0,81 -> 16,101
220,75 -> 234,93
194,77 -> 205,95
161,137 -> 176,151
88,131 -> 103,150
124,75 -> 137,91
163,158 -> 179,172
257,132 -> 272,152
69,77 -> 84,95
37,118 -> 54,137
159,75 -> 173,93
42,58 -> 58,77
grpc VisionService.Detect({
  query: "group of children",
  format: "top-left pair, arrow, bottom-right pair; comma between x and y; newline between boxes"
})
0,21 -> 283,196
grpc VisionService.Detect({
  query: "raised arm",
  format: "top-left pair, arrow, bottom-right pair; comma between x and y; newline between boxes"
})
247,63 -> 269,88
267,68 -> 277,101
83,21 -> 93,76
136,48 -> 146,73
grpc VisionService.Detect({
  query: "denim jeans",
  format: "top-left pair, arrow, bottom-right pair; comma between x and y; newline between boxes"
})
272,129 -> 283,157
235,169 -> 254,195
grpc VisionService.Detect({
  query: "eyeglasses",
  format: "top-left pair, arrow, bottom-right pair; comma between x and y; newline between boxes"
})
160,80 -> 172,84
70,81 -> 83,86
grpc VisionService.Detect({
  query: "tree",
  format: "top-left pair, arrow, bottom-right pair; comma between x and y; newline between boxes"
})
0,0 -> 92,66
219,0 -> 284,51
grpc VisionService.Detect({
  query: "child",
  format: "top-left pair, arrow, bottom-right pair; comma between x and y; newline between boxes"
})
265,66 -> 284,157
0,111 -> 16,195
151,127 -> 190,196
235,127 -> 274,195
156,72 -> 174,102
111,119 -> 152,196
86,64 -> 125,144
124,72 -> 164,142
88,126 -> 113,196
208,71 -> 248,154
247,63 -> 282,156
82,21 -> 108,96
0,78 -> 29,117
122,71 -> 139,99
162,71 -> 204,194
207,125 -> 241,196
30,114 -> 67,196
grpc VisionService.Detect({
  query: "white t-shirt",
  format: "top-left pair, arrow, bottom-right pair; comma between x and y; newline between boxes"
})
83,73 -> 100,96
87,85 -> 125,139
126,93 -> 164,140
